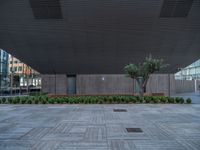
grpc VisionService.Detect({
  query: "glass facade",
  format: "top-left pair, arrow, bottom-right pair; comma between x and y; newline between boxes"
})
175,59 -> 200,80
0,49 -> 9,89
0,49 -> 41,95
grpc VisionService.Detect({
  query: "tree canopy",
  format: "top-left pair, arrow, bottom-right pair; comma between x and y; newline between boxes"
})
124,56 -> 169,95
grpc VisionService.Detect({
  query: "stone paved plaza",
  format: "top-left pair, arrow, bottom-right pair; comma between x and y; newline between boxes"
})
0,104 -> 200,150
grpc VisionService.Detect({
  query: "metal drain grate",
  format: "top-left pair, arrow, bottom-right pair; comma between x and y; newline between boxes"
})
113,109 -> 127,112
126,128 -> 143,133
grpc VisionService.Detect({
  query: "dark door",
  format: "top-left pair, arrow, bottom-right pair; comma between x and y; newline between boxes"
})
67,75 -> 76,94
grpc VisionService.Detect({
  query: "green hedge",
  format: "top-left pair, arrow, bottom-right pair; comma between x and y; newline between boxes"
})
0,95 -> 192,104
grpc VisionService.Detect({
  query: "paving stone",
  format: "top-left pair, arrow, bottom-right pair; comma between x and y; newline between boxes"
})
58,141 -> 108,150
109,140 -> 136,150
176,139 -> 200,150
0,140 -> 32,150
20,128 -> 51,140
0,104 -> 199,149
31,140 -> 61,150
84,126 -> 107,141
133,140 -> 188,150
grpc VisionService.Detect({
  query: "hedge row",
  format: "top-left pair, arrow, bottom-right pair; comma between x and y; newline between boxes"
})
0,95 -> 192,104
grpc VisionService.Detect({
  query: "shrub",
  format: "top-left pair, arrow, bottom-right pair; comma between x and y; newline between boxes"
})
124,98 -> 129,103
130,97 -> 136,103
61,97 -> 66,104
38,96 -> 42,103
137,96 -> 143,103
175,97 -> 181,103
34,98 -> 39,104
168,97 -> 175,103
2,98 -> 6,104
186,98 -> 192,104
68,97 -> 74,104
41,99 -> 47,104
0,95 -> 188,104
15,97 -> 21,103
160,97 -> 167,103
144,96 -> 151,103
152,98 -> 159,103
37,96 -> 47,104
12,98 -> 17,104
98,99 -> 103,104
48,98 -> 54,104
112,96 -> 117,103
92,97 -> 98,104
175,97 -> 184,104
107,96 -> 112,104
63,97 -> 69,103
26,99 -> 32,104
20,97 -> 27,104
7,98 -> 12,104
83,98 -> 87,104
179,98 -> 184,104
56,97 -> 61,104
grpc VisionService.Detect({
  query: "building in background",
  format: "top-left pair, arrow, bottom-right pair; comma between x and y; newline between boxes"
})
9,55 -> 41,87
0,49 -> 9,90
175,59 -> 200,80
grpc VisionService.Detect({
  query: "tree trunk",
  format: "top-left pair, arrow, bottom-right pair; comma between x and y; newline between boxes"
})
143,85 -> 146,93
136,79 -> 144,96
142,77 -> 149,94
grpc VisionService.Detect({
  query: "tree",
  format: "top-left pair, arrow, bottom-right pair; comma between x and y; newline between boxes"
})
124,56 -> 169,96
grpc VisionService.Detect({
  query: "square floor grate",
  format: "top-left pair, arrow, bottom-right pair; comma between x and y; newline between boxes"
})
113,109 -> 127,112
126,128 -> 143,133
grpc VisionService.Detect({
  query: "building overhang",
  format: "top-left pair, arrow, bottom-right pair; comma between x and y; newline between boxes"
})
0,0 -> 200,74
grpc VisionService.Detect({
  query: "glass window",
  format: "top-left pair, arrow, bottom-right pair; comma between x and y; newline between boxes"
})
18,66 -> 22,71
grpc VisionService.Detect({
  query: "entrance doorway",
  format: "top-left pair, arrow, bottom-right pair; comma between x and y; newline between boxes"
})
67,75 -> 76,94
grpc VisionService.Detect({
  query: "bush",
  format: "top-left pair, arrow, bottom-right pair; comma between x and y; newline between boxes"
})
98,99 -> 103,104
8,98 -> 12,104
41,99 -> 47,104
48,98 -> 54,104
175,97 -> 181,103
56,97 -> 61,104
131,97 -> 137,103
168,97 -> 175,103
0,95 -> 188,105
112,96 -> 117,103
160,97 -> 167,103
179,98 -> 184,104
68,97 -> 74,104
2,98 -> 6,104
26,99 -> 32,104
12,98 -> 17,104
34,99 -> 39,104
186,98 -> 192,104
152,97 -> 159,103
144,96 -> 151,103
12,97 -> 20,104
